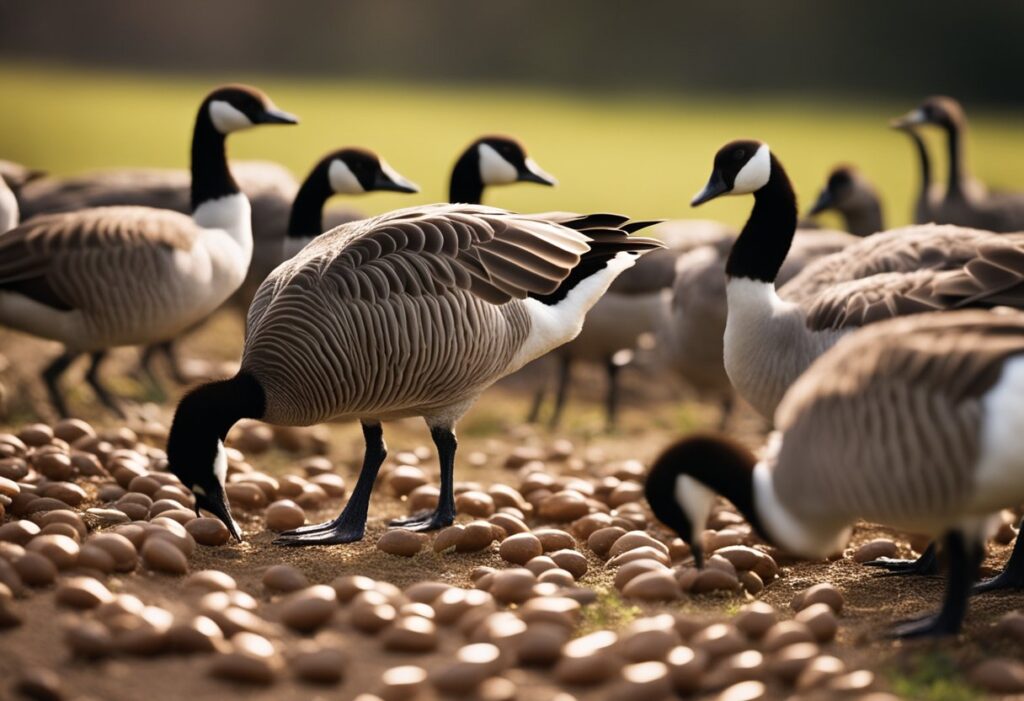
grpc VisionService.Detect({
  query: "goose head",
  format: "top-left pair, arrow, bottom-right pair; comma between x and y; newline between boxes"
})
891,96 -> 965,131
0,160 -> 46,190
691,140 -> 772,206
320,148 -> 420,195
473,135 -> 558,187
203,84 -> 299,135
807,165 -> 877,217
645,433 -> 762,568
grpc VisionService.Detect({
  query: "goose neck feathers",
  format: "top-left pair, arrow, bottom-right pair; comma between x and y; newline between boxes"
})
449,149 -> 485,204
190,103 -> 237,212
725,154 -> 797,283
287,164 -> 333,238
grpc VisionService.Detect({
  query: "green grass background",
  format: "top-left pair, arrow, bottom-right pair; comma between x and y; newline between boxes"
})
2,62 -> 1024,231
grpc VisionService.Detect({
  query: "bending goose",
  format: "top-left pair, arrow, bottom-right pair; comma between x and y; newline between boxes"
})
806,165 -> 883,236
166,204 -> 662,542
449,135 -> 557,204
893,96 -> 1024,232
0,85 -> 298,417
646,310 -> 1024,637
690,139 -> 1024,420
139,148 -> 420,388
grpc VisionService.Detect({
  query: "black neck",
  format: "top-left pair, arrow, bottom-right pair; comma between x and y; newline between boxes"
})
449,150 -> 484,204
908,130 -> 932,194
725,155 -> 797,283
944,118 -> 966,200
287,165 -> 332,238
190,104 -> 239,212
166,371 -> 265,482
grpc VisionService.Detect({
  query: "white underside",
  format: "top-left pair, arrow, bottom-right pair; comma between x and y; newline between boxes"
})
0,182 -> 18,233
561,290 -> 664,360
505,251 -> 640,374
0,194 -> 252,350
971,355 -> 1024,516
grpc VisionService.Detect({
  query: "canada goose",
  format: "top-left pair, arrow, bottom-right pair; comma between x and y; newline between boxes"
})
449,135 -> 557,204
647,310 -> 1024,637
166,204 -> 662,542
806,165 -> 883,236
138,149 -> 420,390
526,219 -> 737,429
0,84 -> 298,417
690,139 -> 1024,420
893,96 -> 1024,232
657,227 -> 857,426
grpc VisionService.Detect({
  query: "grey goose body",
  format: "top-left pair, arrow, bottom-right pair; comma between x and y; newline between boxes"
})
0,85 -> 298,417
691,139 -> 1024,419
647,310 -> 1024,637
167,203 -> 662,544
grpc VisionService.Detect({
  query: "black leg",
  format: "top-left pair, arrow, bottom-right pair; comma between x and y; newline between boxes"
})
864,541 -> 941,576
548,355 -> 572,429
138,344 -> 169,401
388,426 -> 457,532
889,530 -> 982,638
973,519 -> 1024,594
40,351 -> 78,418
605,357 -> 622,431
85,351 -> 125,418
525,382 -> 546,424
275,422 -> 386,545
159,339 -> 189,385
716,393 -> 735,432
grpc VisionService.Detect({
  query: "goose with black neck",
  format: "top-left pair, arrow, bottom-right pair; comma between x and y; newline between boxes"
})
0,84 -> 297,417
691,139 -> 1024,421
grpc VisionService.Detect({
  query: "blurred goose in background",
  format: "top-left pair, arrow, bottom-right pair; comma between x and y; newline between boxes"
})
0,85 -> 297,417
0,160 -> 46,192
139,148 -> 420,389
0,171 -> 18,234
166,204 -> 662,543
647,310 -> 1024,637
892,123 -> 942,225
893,96 -> 1024,231
448,135 -> 557,204
806,164 -> 883,236
691,138 -> 1024,420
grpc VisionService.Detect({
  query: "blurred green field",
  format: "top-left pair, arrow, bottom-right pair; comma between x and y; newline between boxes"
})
2,62 -> 1024,230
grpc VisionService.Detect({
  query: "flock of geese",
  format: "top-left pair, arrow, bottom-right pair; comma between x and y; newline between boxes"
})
3,85 -> 1024,639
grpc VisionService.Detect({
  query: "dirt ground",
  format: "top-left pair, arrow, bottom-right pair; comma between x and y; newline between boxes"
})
1,312 -> 1023,701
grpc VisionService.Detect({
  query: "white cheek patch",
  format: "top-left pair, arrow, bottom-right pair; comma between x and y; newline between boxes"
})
328,159 -> 365,194
732,144 -> 771,195
478,143 -> 518,185
675,474 -> 714,536
209,100 -> 253,134
214,439 -> 228,488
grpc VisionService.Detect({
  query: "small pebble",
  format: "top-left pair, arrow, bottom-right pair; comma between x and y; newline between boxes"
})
734,601 -> 777,639
184,570 -> 238,592
377,529 -> 427,557
210,632 -> 280,685
291,645 -> 347,684
554,630 -> 621,685
622,569 -> 681,601
263,564 -> 309,592
165,615 -> 225,653
142,537 -> 189,575
458,520 -> 497,552
499,533 -> 543,565
55,576 -> 113,609
971,658 -> 1024,694
264,500 -> 306,532
667,645 -> 708,694
380,665 -> 428,701
13,551 -> 57,586
791,583 -> 844,613
795,603 -> 839,642
383,615 -> 438,652
489,568 -> 536,604
280,585 -> 337,632
588,526 -> 628,557
26,534 -> 79,570
609,531 -> 668,558
852,539 -> 899,563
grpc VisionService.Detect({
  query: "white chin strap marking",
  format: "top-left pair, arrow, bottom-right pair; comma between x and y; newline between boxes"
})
478,143 -> 518,185
675,474 -> 714,536
209,100 -> 253,134
732,144 -> 772,195
214,439 -> 229,489
328,159 -> 365,194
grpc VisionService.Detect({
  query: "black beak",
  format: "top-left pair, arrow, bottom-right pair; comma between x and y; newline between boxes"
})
691,170 -> 729,207
517,159 -> 558,187
890,108 -> 926,130
373,170 -> 420,194
692,542 -> 705,569
808,188 -> 834,216
195,483 -> 242,542
255,106 -> 300,125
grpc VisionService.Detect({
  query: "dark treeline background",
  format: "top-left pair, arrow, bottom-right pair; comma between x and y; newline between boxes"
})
1,0 -> 1023,105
